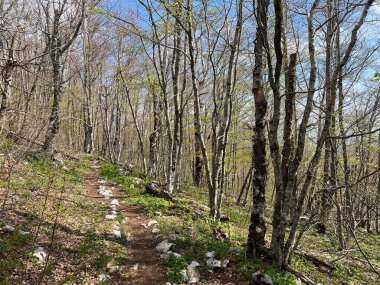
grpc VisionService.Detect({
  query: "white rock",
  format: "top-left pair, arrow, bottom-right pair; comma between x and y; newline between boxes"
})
187,264 -> 200,283
132,263 -> 139,270
222,259 -> 229,267
98,180 -> 106,184
111,210 -> 117,215
19,230 -> 30,235
205,251 -> 215,259
156,239 -> 174,253
33,247 -> 47,264
160,251 -> 181,260
11,194 -> 20,200
98,186 -> 113,199
107,262 -> 120,273
147,220 -> 158,227
110,199 -> 119,206
252,272 -> 274,285
152,228 -> 160,233
206,258 -> 221,269
113,230 -> 121,238
141,223 -> 148,228
229,247 -> 240,254
98,274 -> 109,281
189,261 -> 200,268
110,204 -> 117,211
4,225 -> 15,232
106,214 -> 117,220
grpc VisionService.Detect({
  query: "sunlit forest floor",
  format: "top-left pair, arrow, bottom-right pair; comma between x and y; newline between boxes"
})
1,152 -> 379,284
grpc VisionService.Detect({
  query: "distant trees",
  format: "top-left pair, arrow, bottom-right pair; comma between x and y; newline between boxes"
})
1,0 -> 380,271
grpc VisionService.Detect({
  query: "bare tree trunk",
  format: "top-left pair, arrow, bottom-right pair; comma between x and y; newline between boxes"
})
247,0 -> 268,259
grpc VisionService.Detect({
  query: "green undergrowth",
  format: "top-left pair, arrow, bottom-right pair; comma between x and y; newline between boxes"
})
0,229 -> 32,283
98,161 -> 380,284
99,162 -> 300,285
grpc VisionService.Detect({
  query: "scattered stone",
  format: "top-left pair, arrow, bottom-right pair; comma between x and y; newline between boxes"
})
152,228 -> 160,233
111,210 -> 117,215
153,211 -> 162,216
222,259 -> 229,267
206,258 -> 221,269
105,214 -> 117,220
141,223 -> 148,228
113,230 -> 121,238
107,263 -> 120,273
98,180 -> 106,184
98,274 -> 110,282
98,186 -> 112,199
33,247 -> 47,264
187,261 -> 201,283
10,194 -> 20,200
4,224 -> 15,232
147,220 -> 158,227
132,263 -> 139,270
229,247 -> 240,254
252,272 -> 274,285
19,230 -> 30,235
156,239 -> 174,253
160,251 -> 181,260
110,204 -> 117,211
110,199 -> 119,206
205,251 -> 215,259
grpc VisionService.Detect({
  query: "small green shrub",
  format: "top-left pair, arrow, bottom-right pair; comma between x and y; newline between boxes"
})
265,266 -> 298,285
164,253 -> 188,283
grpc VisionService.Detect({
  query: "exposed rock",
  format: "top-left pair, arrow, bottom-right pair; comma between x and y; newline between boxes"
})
156,239 -> 174,253
110,199 -> 119,206
113,230 -> 121,238
160,251 -> 181,260
19,230 -> 30,235
105,214 -> 117,220
33,247 -> 47,264
206,258 -> 221,269
222,259 -> 229,267
252,272 -> 274,285
98,186 -> 112,199
205,251 -> 215,259
4,224 -> 15,232
187,261 -> 201,283
152,228 -> 160,233
229,247 -> 240,254
132,263 -> 139,270
107,262 -> 120,273
147,220 -> 158,227
98,274 -> 110,281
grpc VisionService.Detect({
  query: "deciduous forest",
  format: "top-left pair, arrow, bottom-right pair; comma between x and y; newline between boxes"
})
1,0 -> 380,284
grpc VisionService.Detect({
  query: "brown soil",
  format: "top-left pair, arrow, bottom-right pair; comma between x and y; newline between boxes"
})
86,162 -> 167,285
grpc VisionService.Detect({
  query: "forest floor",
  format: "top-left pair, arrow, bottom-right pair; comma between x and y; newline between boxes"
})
1,152 -> 380,285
